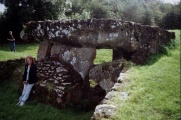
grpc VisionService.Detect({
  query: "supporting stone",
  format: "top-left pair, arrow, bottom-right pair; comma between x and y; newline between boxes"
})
89,60 -> 124,92
50,43 -> 96,81
37,40 -> 53,61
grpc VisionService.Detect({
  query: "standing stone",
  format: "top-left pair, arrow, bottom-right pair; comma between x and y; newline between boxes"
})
51,43 -> 96,80
37,40 -> 53,61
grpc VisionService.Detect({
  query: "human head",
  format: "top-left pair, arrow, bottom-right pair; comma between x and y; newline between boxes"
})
25,56 -> 35,65
9,31 -> 12,35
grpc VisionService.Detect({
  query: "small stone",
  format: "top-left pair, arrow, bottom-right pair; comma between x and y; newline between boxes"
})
120,92 -> 129,99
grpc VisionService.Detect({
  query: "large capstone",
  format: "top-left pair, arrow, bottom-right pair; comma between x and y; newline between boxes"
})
21,19 -> 175,64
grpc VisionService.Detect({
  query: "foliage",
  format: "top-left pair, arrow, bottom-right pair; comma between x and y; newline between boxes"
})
160,2 -> 181,29
0,0 -> 180,43
0,0 -> 64,43
63,0 -> 180,29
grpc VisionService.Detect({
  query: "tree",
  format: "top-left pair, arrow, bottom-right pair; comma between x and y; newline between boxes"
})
86,1 -> 112,19
142,9 -> 153,25
0,0 -> 64,43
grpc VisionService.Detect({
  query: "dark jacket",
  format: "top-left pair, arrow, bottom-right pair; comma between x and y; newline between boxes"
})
23,64 -> 38,84
8,35 -> 15,43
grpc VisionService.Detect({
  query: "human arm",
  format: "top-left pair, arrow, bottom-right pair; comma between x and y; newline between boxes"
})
7,35 -> 15,41
7,38 -> 14,41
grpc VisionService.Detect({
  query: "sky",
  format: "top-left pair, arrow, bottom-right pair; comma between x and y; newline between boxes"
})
0,0 -> 180,12
161,0 -> 180,4
0,4 -> 5,13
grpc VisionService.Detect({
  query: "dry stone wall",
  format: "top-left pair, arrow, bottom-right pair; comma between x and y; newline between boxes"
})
0,58 -> 24,82
32,57 -> 84,107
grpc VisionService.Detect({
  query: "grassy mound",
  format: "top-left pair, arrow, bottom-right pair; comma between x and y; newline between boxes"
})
111,30 -> 180,120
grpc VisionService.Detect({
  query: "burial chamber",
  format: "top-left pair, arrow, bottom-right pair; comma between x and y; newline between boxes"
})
20,19 -> 175,108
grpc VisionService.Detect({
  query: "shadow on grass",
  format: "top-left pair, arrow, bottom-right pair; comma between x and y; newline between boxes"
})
138,39 -> 177,66
146,53 -> 165,65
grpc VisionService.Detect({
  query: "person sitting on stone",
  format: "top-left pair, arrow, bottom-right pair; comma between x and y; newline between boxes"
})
17,56 -> 37,106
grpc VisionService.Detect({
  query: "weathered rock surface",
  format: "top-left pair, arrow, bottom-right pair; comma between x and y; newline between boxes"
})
91,104 -> 116,120
50,43 -> 96,80
18,18 -> 176,117
91,72 -> 129,120
37,41 -> 96,82
31,57 -> 84,108
89,60 -> 124,92
37,40 -> 53,61
21,19 -> 175,64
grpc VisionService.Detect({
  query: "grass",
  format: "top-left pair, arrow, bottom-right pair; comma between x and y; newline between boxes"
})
94,49 -> 112,64
0,42 -> 94,120
0,80 -> 93,120
0,42 -> 112,64
0,43 -> 39,61
0,65 -> 93,120
0,42 -> 112,120
110,30 -> 180,120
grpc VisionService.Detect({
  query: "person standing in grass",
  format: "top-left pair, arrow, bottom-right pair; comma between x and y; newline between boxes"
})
17,56 -> 37,106
7,31 -> 16,52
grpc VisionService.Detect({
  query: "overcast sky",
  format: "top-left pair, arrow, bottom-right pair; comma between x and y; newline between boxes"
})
0,0 -> 180,12
161,0 -> 180,4
0,4 -> 5,12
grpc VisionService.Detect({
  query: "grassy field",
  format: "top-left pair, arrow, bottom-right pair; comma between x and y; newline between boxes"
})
0,43 -> 94,120
0,42 -> 112,64
0,42 -> 112,120
0,79 -> 93,120
110,30 -> 180,120
0,43 -> 39,61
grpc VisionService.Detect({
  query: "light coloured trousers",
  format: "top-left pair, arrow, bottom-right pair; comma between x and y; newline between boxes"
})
19,83 -> 34,102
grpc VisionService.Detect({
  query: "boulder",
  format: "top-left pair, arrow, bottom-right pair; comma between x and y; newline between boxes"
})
91,104 -> 116,120
89,60 -> 124,92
